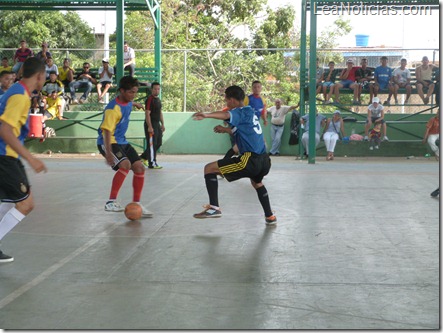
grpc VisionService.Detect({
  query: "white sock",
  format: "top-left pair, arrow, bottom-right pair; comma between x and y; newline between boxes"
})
0,207 -> 26,241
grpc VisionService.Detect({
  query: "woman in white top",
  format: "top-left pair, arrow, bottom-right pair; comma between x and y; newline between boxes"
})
322,110 -> 345,161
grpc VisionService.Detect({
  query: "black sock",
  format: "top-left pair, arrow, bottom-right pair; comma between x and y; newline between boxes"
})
256,185 -> 273,217
223,148 -> 235,159
205,173 -> 219,207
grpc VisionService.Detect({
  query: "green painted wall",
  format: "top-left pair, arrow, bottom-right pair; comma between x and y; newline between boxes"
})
25,111 -> 436,157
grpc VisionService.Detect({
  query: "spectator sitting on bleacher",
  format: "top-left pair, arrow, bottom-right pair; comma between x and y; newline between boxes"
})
333,58 -> 359,105
97,58 -> 114,103
0,57 -> 12,73
35,42 -> 51,63
44,57 -> 58,79
392,58 -> 412,105
415,56 -> 437,105
315,58 -> 324,98
12,40 -> 33,79
372,56 -> 394,106
322,61 -> 338,104
364,97 -> 388,142
42,90 -> 64,120
58,58 -> 75,88
123,41 -> 136,76
355,58 -> 373,105
41,70 -> 65,113
69,62 -> 97,104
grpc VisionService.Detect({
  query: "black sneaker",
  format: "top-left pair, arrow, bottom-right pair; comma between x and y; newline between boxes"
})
0,250 -> 14,263
430,188 -> 440,197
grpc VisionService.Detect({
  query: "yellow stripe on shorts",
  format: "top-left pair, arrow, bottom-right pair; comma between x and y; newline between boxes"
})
219,152 -> 251,174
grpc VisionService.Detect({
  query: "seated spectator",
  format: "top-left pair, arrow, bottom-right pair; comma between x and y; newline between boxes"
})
364,97 -> 388,142
355,58 -> 373,104
267,99 -> 298,156
35,42 -> 51,63
69,62 -> 97,104
41,70 -> 65,112
300,112 -> 327,157
416,56 -> 437,105
333,59 -> 359,105
42,90 -> 65,120
371,56 -> 394,106
0,57 -> 12,73
97,58 -> 114,103
322,110 -> 345,160
58,58 -> 75,88
422,108 -> 439,161
392,58 -> 412,104
315,58 -> 324,97
123,41 -> 136,76
322,61 -> 338,104
368,122 -> 382,150
12,40 -> 33,78
44,57 -> 58,79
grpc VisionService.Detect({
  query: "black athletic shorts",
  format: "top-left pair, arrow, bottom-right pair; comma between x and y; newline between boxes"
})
97,143 -> 140,171
0,156 -> 30,203
217,152 -> 271,183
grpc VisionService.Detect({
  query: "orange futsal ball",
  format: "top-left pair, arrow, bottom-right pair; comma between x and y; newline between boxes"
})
125,202 -> 142,221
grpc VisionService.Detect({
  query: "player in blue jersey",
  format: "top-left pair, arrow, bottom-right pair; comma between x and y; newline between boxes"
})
192,85 -> 276,226
97,76 -> 153,217
0,58 -> 47,262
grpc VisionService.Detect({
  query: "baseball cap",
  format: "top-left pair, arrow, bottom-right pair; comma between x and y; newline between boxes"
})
102,58 -> 109,63
372,97 -> 380,103
346,58 -> 354,63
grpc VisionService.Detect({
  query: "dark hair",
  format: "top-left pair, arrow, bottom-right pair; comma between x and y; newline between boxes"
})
119,75 -> 140,91
49,70 -> 57,75
0,71 -> 12,78
252,80 -> 261,86
151,81 -> 160,89
225,85 -> 245,101
380,56 -> 388,61
22,57 -> 46,78
83,62 -> 90,67
328,61 -> 335,65
2,57 -> 7,61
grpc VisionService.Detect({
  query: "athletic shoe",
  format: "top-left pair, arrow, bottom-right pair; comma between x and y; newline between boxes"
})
141,159 -> 150,168
265,215 -> 277,226
369,146 -> 374,150
152,163 -> 163,169
383,100 -> 390,106
0,250 -> 14,263
193,205 -> 222,219
364,136 -> 369,141
104,200 -> 124,212
383,136 -> 389,141
135,202 -> 154,218
79,98 -> 86,104
71,98 -> 79,105
430,188 -> 440,197
375,145 -> 379,149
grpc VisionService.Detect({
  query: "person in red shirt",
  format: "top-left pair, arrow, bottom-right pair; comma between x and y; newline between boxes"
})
12,40 -> 34,79
333,59 -> 359,105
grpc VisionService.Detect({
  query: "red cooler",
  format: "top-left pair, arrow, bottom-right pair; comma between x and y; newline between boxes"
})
28,114 -> 43,138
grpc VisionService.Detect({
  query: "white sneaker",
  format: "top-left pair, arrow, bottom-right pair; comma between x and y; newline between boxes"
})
369,146 -> 374,150
364,136 -> 369,141
105,201 -> 124,212
136,202 -> 154,218
375,145 -> 379,149
383,136 -> 389,141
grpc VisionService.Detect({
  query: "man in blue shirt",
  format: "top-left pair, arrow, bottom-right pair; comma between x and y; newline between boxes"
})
192,85 -> 276,226
372,56 -> 394,106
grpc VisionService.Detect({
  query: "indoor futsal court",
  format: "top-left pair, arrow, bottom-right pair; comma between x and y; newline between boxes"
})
0,154 -> 439,329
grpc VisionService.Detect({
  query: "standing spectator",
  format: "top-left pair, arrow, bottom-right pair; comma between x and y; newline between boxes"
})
333,59 -> 359,105
322,61 -> 338,104
244,80 -> 267,125
191,85 -> 276,225
322,110 -> 345,160
372,56 -> 394,106
58,58 -> 75,88
35,42 -> 51,63
69,62 -> 97,104
355,58 -> 373,104
97,58 -> 114,103
300,112 -> 327,157
0,57 -> 47,262
422,108 -> 439,161
364,97 -> 388,141
416,56 -> 437,105
41,70 -> 65,114
96,76 -> 153,217
0,57 -> 12,73
12,40 -> 33,78
44,56 -> 58,79
267,99 -> 298,156
392,58 -> 412,104
140,82 -> 164,169
123,41 -> 136,76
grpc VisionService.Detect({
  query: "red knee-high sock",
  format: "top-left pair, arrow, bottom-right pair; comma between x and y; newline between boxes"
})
132,171 -> 145,202
109,168 -> 129,200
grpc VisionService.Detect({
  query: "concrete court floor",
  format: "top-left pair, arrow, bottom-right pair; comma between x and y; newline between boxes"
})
0,154 -> 439,330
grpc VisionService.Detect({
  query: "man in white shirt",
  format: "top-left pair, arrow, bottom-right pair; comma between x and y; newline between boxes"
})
123,41 -> 136,76
97,58 -> 114,103
364,96 -> 388,141
392,58 -> 412,104
267,99 -> 298,156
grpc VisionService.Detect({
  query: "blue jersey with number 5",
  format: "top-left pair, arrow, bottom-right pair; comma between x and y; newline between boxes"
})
228,105 -> 266,155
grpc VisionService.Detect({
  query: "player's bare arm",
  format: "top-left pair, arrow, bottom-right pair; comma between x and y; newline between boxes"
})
102,129 -> 114,166
192,111 -> 230,121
